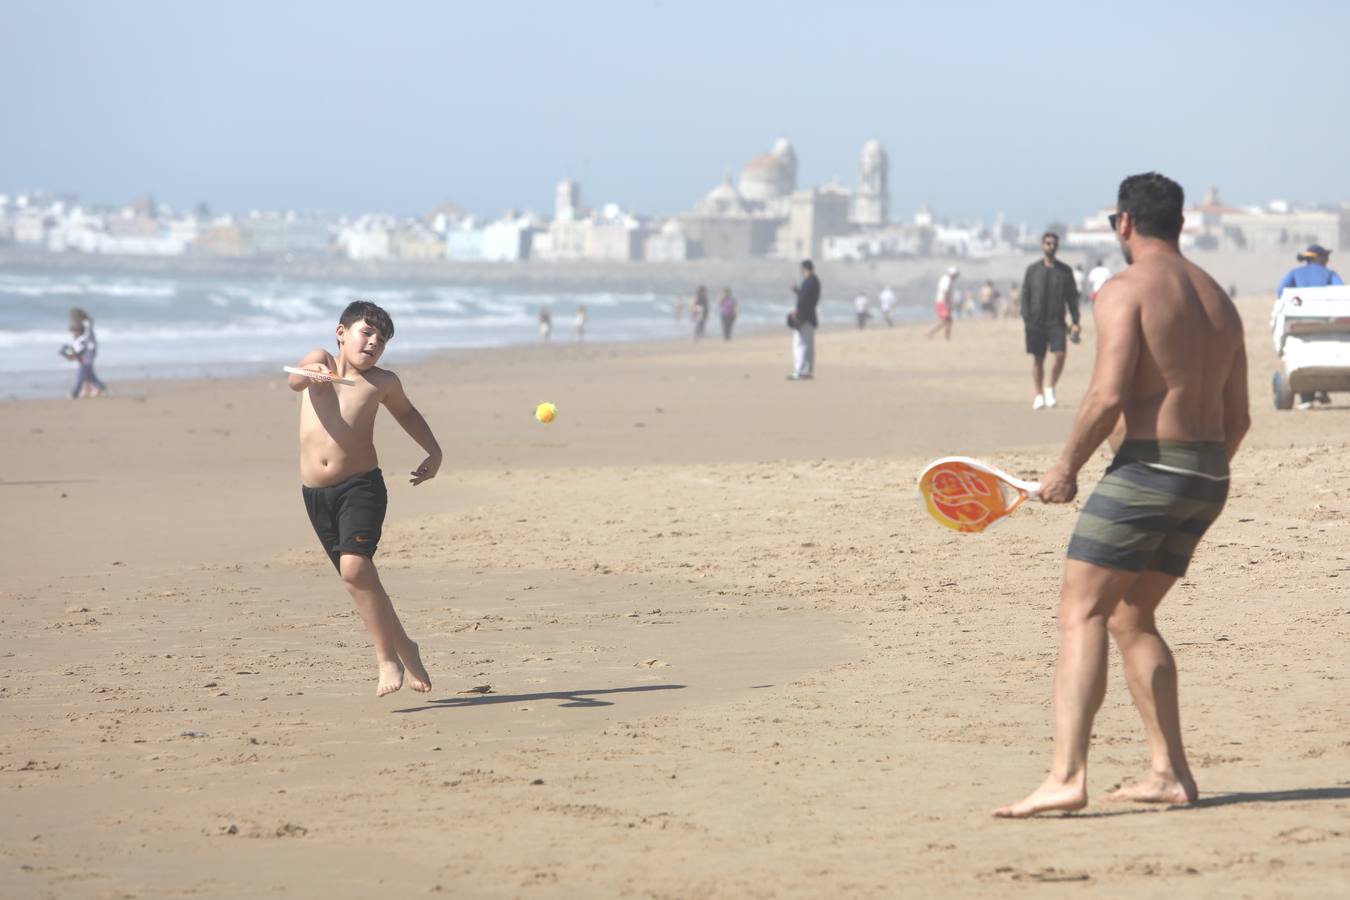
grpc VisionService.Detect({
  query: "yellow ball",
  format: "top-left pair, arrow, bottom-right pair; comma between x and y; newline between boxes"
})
535,402 -> 557,423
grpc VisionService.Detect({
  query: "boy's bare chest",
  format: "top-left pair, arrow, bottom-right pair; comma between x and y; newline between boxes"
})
300,385 -> 382,437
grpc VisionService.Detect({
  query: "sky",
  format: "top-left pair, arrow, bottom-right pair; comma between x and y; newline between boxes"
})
3,0 -> 1348,227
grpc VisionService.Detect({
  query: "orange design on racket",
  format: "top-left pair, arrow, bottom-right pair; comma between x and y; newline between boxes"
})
917,458 -> 1034,533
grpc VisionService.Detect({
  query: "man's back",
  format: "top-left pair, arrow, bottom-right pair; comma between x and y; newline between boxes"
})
1109,255 -> 1244,442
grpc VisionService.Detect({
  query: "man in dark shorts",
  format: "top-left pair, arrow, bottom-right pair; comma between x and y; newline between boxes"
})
995,173 -> 1250,818
1020,232 -> 1081,409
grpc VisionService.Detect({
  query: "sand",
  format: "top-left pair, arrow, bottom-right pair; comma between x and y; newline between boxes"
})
3,297 -> 1348,898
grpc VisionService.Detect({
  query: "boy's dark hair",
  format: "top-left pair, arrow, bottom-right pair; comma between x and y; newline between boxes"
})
1117,172 -> 1184,242
801,259 -> 814,272
1042,231 -> 1059,242
339,300 -> 394,341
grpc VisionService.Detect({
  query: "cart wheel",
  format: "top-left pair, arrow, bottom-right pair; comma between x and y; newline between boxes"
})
1273,371 -> 1294,410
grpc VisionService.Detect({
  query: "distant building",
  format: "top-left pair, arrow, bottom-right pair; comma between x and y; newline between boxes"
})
555,179 -> 582,222
853,139 -> 889,226
644,219 -> 690,262
778,185 -> 854,260
481,218 -> 534,262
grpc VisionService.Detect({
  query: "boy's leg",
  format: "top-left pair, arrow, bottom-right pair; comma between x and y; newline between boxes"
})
1106,570 -> 1197,803
994,560 -> 1138,817
338,553 -> 431,696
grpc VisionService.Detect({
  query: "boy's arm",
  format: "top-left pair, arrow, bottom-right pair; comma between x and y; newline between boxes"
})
288,348 -> 336,392
381,373 -> 443,486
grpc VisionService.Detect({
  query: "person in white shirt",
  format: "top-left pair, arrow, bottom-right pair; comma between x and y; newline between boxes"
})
1087,259 -> 1112,305
926,267 -> 958,341
878,285 -> 897,326
854,292 -> 871,329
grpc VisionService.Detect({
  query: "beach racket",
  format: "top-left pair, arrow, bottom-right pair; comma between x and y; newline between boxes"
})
283,365 -> 355,386
916,456 -> 1040,533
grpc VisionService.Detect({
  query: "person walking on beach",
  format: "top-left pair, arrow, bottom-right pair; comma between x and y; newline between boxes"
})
978,280 -> 1000,318
718,288 -> 738,340
538,307 -> 553,342
879,285 -> 897,326
692,285 -> 710,340
1087,258 -> 1113,305
287,300 -> 443,697
854,291 -> 871,329
1277,243 -> 1343,408
574,305 -> 587,342
1021,232 -> 1081,409
63,307 -> 108,399
995,172 -> 1249,818
926,267 -> 957,340
788,259 -> 820,380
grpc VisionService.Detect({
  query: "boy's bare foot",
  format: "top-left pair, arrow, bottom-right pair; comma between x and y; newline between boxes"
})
376,658 -> 405,697
400,641 -> 432,693
993,775 -> 1088,818
1106,772 -> 1197,805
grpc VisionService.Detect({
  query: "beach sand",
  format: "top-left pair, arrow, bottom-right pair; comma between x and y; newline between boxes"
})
3,297 -> 1348,898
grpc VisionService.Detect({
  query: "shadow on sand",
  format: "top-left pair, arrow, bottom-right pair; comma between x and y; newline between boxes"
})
1053,785 -> 1350,819
392,683 -> 686,714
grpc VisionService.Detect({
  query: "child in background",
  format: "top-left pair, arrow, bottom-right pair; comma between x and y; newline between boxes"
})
63,307 -> 108,398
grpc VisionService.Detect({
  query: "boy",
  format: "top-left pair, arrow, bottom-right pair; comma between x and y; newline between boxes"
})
288,300 -> 442,696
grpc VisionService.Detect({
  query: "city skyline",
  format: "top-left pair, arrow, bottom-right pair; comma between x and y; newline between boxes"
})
4,1 -> 1349,226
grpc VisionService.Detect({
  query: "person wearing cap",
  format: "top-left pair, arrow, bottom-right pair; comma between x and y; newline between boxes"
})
1277,244 -> 1343,407
1020,231 -> 1081,409
926,266 -> 958,341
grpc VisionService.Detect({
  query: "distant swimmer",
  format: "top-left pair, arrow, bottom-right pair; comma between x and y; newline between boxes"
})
1020,232 -> 1081,409
995,173 -> 1250,818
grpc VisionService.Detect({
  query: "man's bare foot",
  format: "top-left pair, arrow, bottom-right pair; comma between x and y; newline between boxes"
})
376,658 -> 405,697
399,641 -> 432,693
993,775 -> 1088,818
1105,772 -> 1197,805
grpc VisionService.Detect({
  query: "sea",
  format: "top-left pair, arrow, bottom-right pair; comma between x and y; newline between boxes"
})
0,271 -> 921,399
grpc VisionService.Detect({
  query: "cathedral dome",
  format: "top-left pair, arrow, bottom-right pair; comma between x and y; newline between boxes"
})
738,138 -> 797,202
696,174 -> 747,217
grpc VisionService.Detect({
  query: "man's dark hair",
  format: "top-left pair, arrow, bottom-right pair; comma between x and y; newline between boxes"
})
801,259 -> 814,272
1042,231 -> 1059,242
340,300 -> 395,341
1117,172 -> 1184,242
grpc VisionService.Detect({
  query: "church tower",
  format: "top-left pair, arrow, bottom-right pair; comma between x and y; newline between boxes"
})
854,139 -> 889,226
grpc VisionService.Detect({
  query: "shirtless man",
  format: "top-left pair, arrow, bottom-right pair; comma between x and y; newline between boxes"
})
289,300 -> 442,697
995,173 -> 1250,817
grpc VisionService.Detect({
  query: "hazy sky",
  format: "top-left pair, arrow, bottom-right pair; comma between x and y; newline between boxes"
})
4,0 -> 1347,227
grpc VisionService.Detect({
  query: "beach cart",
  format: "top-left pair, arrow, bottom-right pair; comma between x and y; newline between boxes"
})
1270,285 -> 1350,409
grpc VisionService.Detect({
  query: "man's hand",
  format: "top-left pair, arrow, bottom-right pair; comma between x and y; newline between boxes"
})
410,453 -> 442,486
1038,462 -> 1078,504
1070,322 -> 1082,337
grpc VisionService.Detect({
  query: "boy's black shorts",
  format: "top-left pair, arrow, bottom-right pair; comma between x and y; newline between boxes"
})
302,468 -> 387,571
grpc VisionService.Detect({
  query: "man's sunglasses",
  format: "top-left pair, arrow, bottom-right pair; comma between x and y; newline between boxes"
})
1108,212 -> 1122,231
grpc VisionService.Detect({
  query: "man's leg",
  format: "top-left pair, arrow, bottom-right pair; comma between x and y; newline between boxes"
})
339,553 -> 431,697
792,328 -> 805,376
1031,354 -> 1045,398
1049,350 -> 1067,388
1105,570 -> 1198,803
800,323 -> 816,375
994,560 -> 1138,817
